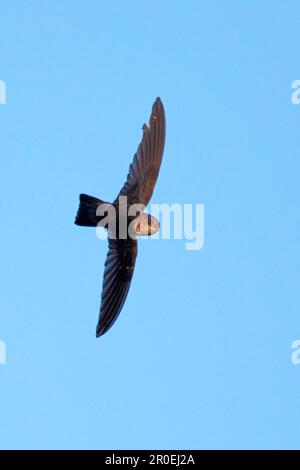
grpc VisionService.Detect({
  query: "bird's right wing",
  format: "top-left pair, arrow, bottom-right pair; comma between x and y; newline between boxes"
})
115,97 -> 166,207
96,238 -> 137,337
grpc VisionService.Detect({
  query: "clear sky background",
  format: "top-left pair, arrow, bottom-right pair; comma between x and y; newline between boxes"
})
0,0 -> 300,450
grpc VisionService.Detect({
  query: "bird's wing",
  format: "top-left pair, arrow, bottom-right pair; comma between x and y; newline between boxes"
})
96,238 -> 137,336
115,97 -> 166,207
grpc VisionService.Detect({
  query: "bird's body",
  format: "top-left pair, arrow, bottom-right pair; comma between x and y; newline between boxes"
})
75,98 -> 166,336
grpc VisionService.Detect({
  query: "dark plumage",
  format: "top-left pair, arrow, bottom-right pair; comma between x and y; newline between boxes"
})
75,98 -> 166,336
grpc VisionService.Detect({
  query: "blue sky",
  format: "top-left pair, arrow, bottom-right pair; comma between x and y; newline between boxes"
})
0,0 -> 300,450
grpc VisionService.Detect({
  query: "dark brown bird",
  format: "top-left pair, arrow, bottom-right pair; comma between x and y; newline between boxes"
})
75,98 -> 166,336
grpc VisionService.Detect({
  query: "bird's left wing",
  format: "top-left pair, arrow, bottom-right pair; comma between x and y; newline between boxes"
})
96,238 -> 137,337
115,97 -> 166,207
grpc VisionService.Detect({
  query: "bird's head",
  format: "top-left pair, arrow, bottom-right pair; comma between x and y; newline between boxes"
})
135,213 -> 160,236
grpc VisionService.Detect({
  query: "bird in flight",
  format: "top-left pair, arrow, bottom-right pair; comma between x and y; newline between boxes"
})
75,98 -> 166,337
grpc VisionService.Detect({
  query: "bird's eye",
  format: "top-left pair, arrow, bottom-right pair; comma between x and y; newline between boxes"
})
148,217 -> 151,225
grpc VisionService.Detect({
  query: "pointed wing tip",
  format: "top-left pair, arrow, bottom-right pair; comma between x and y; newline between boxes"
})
96,324 -> 105,337
96,321 -> 115,338
96,318 -> 109,337
151,97 -> 165,123
154,96 -> 164,109
143,98 -> 164,126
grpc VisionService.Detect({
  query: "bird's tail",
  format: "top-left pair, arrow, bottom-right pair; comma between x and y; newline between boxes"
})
75,193 -> 106,227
